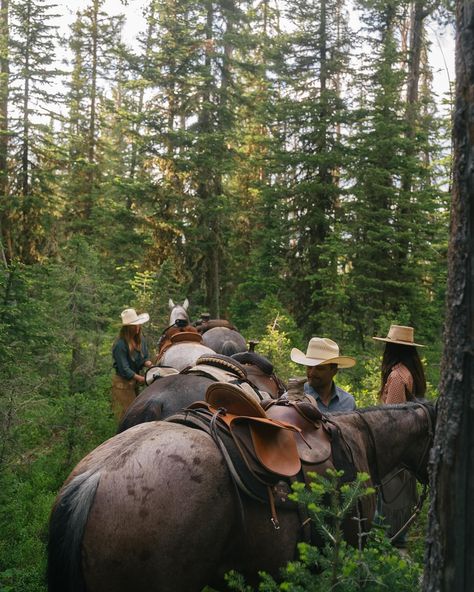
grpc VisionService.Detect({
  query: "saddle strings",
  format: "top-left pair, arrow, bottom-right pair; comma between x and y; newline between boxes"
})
209,408 -> 248,534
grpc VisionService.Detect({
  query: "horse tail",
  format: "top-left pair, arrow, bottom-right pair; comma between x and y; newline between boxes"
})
47,469 -> 101,592
221,341 -> 240,356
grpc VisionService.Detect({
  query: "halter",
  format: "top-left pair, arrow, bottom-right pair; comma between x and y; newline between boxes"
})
356,402 -> 435,542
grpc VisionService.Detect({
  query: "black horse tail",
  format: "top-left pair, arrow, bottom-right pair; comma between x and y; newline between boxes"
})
47,469 -> 101,592
221,341 -> 240,356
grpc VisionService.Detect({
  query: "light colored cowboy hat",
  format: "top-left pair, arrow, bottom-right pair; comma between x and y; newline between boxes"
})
121,308 -> 150,326
290,337 -> 356,368
373,324 -> 425,347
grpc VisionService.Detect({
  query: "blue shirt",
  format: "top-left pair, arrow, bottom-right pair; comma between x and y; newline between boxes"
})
303,382 -> 356,413
112,338 -> 149,380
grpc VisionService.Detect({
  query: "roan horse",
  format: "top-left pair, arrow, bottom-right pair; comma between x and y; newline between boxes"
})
118,352 -> 286,432
47,402 -> 434,592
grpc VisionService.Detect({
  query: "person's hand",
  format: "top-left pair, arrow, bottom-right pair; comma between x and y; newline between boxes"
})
144,360 -> 153,368
136,375 -> 145,384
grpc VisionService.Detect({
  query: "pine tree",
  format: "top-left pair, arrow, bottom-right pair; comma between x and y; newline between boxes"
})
344,0 -> 447,346
4,0 -> 61,262
0,0 -> 10,264
62,0 -> 124,233
269,0 -> 353,333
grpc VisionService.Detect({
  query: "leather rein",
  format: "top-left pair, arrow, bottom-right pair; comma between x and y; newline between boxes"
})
355,402 -> 434,543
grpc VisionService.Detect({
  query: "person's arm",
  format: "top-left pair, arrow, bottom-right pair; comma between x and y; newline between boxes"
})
113,340 -> 136,380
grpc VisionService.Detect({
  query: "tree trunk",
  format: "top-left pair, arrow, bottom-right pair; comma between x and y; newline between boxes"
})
423,2 -> 474,589
0,0 -> 11,264
85,0 -> 99,220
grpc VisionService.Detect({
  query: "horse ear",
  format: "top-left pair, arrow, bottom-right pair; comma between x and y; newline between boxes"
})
183,298 -> 189,310
169,299 -> 175,309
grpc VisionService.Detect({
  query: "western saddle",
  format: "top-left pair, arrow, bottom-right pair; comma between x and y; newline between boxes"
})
169,379 -> 348,533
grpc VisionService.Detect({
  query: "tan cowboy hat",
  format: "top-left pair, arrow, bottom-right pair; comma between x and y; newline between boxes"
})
373,324 -> 425,347
121,308 -> 150,326
290,337 -> 356,368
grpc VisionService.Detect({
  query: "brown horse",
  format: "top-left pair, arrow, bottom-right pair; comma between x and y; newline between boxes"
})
47,402 -> 434,592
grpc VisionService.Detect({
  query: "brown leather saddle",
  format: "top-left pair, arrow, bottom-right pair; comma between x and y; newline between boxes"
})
170,331 -> 202,344
191,382 -> 332,480
264,400 -> 332,465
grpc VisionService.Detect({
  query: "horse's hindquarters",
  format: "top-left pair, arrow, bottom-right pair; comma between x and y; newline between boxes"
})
81,423 -> 235,592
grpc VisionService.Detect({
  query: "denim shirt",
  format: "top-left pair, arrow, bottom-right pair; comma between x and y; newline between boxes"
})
303,382 -> 356,413
112,338 -> 149,380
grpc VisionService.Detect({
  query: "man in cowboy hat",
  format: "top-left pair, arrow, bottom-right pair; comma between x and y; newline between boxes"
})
290,337 -> 357,413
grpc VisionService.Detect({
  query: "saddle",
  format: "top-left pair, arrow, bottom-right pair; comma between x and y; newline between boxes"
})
182,354 -> 246,382
207,383 -> 301,477
170,331 -> 202,344
264,400 -> 331,465
190,382 -> 332,479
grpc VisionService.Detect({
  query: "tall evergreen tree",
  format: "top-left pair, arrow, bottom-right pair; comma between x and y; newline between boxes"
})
5,0 -> 60,262
0,0 -> 10,264
343,0 -> 446,346
271,0 -> 352,332
62,0 -> 124,233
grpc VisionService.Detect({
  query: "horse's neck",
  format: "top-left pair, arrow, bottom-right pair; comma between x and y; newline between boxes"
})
358,405 -> 427,480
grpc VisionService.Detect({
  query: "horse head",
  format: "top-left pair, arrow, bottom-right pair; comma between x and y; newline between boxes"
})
169,298 -> 190,325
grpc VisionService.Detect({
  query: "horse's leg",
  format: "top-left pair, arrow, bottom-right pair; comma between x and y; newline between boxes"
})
81,424 -> 236,592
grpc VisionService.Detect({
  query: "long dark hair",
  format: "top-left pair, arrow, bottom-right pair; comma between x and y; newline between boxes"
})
379,342 -> 426,399
118,325 -> 143,351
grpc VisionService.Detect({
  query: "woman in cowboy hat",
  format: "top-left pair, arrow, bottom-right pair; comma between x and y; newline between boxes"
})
373,324 -> 427,548
374,324 -> 426,404
290,337 -> 357,413
111,308 -> 153,421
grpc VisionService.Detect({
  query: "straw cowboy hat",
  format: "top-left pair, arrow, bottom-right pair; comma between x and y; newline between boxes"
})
373,324 -> 425,347
121,308 -> 150,326
290,337 -> 356,368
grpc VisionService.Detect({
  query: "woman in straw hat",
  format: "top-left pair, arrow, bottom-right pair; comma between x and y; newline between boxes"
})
373,324 -> 427,548
374,324 -> 426,404
111,308 -> 152,421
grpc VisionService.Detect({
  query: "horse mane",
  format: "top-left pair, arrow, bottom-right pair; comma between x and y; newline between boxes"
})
330,401 -> 436,443
47,469 -> 101,592
331,400 -> 435,417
